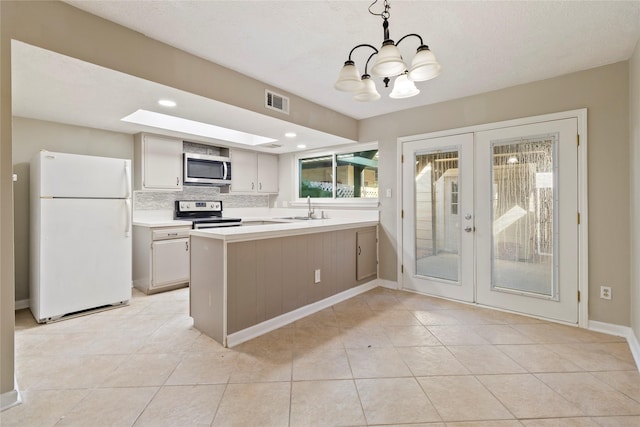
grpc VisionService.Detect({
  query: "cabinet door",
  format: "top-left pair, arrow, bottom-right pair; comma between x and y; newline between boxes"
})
257,153 -> 279,193
356,228 -> 377,281
151,238 -> 190,288
230,150 -> 257,192
143,135 -> 182,190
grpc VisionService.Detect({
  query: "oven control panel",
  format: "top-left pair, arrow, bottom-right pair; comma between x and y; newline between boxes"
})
177,200 -> 222,213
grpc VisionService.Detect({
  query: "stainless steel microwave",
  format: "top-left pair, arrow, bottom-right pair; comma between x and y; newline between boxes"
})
183,153 -> 232,185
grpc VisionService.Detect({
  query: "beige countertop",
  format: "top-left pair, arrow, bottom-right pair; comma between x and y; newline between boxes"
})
132,219 -> 192,227
190,217 -> 378,242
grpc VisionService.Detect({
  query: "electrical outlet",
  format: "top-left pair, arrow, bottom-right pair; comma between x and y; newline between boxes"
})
600,286 -> 612,300
314,269 -> 321,284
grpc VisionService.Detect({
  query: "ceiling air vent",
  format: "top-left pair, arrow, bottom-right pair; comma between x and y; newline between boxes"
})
265,90 -> 289,115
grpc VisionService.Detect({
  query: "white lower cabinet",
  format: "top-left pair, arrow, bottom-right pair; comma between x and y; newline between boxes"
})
133,225 -> 191,294
152,238 -> 190,288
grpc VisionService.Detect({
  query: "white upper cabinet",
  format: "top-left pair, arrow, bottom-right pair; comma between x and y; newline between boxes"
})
230,149 -> 279,194
257,152 -> 279,193
134,133 -> 183,191
230,149 -> 258,192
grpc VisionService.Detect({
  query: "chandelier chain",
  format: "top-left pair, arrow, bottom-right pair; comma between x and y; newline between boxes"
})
368,0 -> 390,20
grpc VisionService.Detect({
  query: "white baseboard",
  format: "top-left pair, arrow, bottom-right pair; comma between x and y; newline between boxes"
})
377,279 -> 399,290
14,299 -> 29,310
589,320 -> 640,372
0,378 -> 22,412
226,279 -> 379,347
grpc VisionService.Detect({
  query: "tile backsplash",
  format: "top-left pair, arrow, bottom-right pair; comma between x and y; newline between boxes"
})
134,187 -> 269,210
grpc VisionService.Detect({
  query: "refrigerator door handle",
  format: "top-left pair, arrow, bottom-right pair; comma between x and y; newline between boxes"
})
125,199 -> 132,237
124,161 -> 131,198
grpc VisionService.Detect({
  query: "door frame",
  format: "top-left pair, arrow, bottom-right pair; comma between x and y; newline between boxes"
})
396,109 -> 588,327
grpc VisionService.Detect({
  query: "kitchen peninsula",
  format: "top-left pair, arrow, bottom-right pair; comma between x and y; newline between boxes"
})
189,218 -> 378,347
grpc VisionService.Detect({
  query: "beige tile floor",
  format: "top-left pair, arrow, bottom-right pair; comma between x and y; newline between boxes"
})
3,286 -> 640,427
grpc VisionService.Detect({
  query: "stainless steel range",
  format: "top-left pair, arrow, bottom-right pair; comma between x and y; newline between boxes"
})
174,201 -> 242,229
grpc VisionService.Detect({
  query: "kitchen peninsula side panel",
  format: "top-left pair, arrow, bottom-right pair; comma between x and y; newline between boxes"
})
190,236 -> 225,343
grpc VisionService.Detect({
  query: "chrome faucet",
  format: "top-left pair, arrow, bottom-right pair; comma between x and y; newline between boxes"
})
307,196 -> 315,219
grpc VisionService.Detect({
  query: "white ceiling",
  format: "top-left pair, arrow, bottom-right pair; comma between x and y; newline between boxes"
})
12,1 -> 640,153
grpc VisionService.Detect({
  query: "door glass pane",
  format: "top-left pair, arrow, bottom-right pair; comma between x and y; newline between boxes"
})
415,151 -> 459,281
491,134 -> 556,297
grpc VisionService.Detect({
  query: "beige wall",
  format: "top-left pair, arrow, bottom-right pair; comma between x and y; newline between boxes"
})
1,0 -> 16,397
361,62 -> 631,326
0,0 -> 357,397
630,40 -> 640,340
12,117 -> 134,303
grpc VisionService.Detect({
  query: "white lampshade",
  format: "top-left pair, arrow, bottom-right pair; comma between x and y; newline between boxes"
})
353,75 -> 381,102
408,46 -> 441,82
334,61 -> 365,92
371,42 -> 407,78
389,73 -> 419,99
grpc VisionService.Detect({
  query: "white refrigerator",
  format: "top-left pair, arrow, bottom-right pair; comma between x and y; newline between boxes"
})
30,151 -> 132,322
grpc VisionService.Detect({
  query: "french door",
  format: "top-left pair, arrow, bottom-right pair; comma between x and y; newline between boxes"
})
402,133 -> 475,302
402,118 -> 579,323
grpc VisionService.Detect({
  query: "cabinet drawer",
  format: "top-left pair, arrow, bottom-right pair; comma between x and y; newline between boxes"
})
152,227 -> 190,241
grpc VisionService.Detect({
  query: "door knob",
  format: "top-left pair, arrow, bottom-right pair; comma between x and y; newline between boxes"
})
464,226 -> 474,232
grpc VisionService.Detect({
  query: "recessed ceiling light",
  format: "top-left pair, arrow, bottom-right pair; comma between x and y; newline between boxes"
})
285,132 -> 297,138
297,144 -> 307,149
121,109 -> 277,146
158,99 -> 176,107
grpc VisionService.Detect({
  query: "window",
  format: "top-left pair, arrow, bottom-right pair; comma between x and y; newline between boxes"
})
300,155 -> 333,198
298,146 -> 378,200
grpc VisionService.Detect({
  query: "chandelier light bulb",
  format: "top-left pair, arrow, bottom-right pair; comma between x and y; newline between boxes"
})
389,73 -> 420,99
334,61 -> 365,92
408,46 -> 441,82
353,75 -> 381,102
371,42 -> 407,78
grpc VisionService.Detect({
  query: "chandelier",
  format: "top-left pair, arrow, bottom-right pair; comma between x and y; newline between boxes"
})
334,0 -> 441,101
